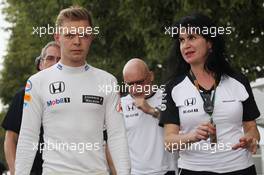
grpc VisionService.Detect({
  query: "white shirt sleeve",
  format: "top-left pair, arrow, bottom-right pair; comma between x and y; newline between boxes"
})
105,77 -> 131,175
15,76 -> 43,175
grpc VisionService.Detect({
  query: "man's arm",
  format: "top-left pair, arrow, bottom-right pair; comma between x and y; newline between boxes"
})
105,144 -> 117,175
4,131 -> 18,175
105,77 -> 131,175
15,78 -> 43,175
133,97 -> 160,119
2,89 -> 24,175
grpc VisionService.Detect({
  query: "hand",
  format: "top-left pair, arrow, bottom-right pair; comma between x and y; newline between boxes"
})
189,122 -> 216,142
232,136 -> 259,154
133,97 -> 153,114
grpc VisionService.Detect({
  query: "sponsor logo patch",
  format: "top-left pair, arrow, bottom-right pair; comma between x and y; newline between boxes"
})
47,97 -> 70,107
116,100 -> 122,113
23,93 -> 32,108
222,100 -> 236,103
49,81 -> 65,94
24,93 -> 31,102
85,65 -> 89,71
25,80 -> 32,92
183,108 -> 199,114
57,64 -> 63,70
126,104 -> 136,111
184,97 -> 196,106
125,113 -> 139,118
82,95 -> 104,105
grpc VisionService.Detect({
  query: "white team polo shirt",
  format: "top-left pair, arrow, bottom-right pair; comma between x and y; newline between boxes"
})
160,73 -> 260,173
121,89 -> 177,175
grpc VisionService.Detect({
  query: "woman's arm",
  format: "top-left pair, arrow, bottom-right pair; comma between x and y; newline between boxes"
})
232,120 -> 260,154
164,122 -> 216,151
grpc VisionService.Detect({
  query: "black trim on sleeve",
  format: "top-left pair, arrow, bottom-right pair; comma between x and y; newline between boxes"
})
230,73 -> 260,121
159,76 -> 185,127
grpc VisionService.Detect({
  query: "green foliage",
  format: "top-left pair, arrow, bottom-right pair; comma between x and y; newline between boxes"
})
0,0 -> 263,105
0,0 -> 262,169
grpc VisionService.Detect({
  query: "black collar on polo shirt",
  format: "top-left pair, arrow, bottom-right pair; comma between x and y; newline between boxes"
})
187,71 -> 220,93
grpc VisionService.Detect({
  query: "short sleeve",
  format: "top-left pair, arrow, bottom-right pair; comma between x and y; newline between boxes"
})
159,81 -> 180,127
240,75 -> 260,121
2,88 -> 25,134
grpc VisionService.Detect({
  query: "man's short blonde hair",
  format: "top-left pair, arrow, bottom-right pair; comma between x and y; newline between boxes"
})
56,6 -> 92,27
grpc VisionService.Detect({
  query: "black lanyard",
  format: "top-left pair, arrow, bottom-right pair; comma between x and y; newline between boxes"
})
189,70 -> 218,145
189,70 -> 216,117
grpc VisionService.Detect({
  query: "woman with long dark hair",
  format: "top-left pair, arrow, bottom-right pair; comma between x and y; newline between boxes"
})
160,13 -> 260,175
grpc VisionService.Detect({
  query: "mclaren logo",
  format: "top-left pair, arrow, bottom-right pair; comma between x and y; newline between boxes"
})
184,97 -> 196,106
49,81 -> 65,94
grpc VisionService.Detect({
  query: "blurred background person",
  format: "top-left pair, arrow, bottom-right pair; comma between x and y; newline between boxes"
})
121,58 -> 177,175
2,41 -> 60,175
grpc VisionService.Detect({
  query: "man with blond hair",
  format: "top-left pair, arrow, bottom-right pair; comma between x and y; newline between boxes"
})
15,6 -> 130,175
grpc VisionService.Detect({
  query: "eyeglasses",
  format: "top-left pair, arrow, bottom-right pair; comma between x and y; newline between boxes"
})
125,74 -> 149,86
42,55 -> 61,62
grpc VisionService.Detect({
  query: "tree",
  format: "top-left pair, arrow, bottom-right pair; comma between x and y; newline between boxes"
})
0,0 -> 263,105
